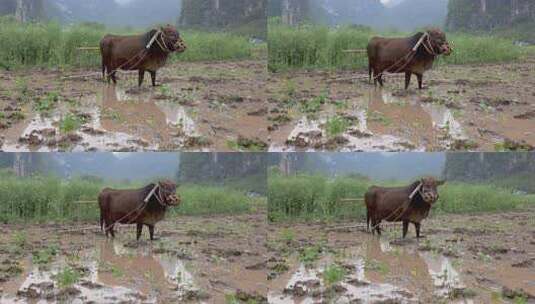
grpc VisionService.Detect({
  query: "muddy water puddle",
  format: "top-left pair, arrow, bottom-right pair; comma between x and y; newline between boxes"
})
1,86 -> 206,152
0,240 -> 203,304
269,236 -> 473,304
269,88 -> 467,152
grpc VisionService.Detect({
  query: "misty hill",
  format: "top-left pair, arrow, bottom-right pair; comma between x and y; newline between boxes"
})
382,0 -> 448,30
270,153 -> 445,181
272,0 -> 448,31
45,0 -> 181,28
55,153 -> 180,181
310,0 -> 384,27
446,0 -> 535,39
0,153 -> 180,182
179,0 -> 266,37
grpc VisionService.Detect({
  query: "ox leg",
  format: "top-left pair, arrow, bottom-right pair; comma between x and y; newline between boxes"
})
111,72 -> 117,85
138,69 -> 145,87
415,222 -> 424,238
109,225 -> 116,238
416,73 -> 423,90
404,72 -> 412,90
148,225 -> 156,241
377,75 -> 384,87
373,220 -> 382,236
150,71 -> 158,87
136,223 -> 143,241
402,220 -> 409,238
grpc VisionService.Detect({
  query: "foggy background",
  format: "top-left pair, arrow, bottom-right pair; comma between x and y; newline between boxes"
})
269,153 -> 535,192
0,153 -> 267,193
0,0 -> 266,37
269,0 -> 535,33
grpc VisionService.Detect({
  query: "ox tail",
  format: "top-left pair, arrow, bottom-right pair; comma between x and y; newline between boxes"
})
101,61 -> 106,81
100,212 -> 104,231
364,189 -> 375,233
368,65 -> 372,84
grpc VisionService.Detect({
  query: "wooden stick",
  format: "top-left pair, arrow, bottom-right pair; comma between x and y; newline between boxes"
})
342,49 -> 367,53
76,47 -> 100,51
327,222 -> 400,231
73,200 -> 98,204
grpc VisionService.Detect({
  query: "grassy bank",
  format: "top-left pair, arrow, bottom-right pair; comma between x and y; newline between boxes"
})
0,17 -> 260,70
0,172 -> 257,223
268,21 -> 530,72
268,173 -> 534,222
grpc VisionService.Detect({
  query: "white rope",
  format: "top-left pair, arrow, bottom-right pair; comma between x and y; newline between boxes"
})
409,182 -> 423,200
146,30 -> 162,49
144,184 -> 159,203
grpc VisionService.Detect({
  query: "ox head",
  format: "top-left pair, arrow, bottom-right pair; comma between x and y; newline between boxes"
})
426,28 -> 452,56
160,24 -> 187,53
157,180 -> 181,206
417,177 -> 446,204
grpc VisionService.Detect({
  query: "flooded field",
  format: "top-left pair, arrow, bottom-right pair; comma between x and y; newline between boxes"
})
0,60 -> 268,152
267,207 -> 535,303
268,58 -> 535,152
0,211 -> 268,303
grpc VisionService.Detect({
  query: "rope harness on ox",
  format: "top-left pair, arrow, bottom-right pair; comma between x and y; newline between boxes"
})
373,32 -> 437,81
368,182 -> 429,232
105,29 -> 177,78
102,183 -> 172,233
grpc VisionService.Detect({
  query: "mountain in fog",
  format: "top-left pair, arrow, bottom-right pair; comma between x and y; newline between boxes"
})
269,153 -> 445,181
278,0 -> 448,30
446,0 -> 535,32
382,0 -> 448,30
45,0 -> 181,28
310,0 -> 385,27
54,153 -> 180,181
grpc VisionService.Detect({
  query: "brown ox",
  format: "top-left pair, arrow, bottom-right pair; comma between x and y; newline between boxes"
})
98,180 -> 180,240
100,25 -> 186,87
364,177 -> 445,238
367,29 -> 452,89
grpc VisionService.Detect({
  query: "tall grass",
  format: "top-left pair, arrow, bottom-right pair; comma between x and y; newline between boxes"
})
268,173 -> 534,222
0,174 -> 101,223
268,173 -> 370,221
268,20 -> 531,71
170,185 -> 252,216
0,17 -> 260,70
0,171 -> 258,223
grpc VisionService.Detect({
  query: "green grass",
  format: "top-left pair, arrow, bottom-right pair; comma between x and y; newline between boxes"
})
59,113 -> 84,134
0,17 -> 261,70
0,171 -> 259,223
268,19 -> 532,71
299,245 -> 323,266
268,173 -> 370,221
268,173 -> 535,222
433,183 -> 531,214
322,264 -> 346,285
170,185 -> 252,216
325,116 -> 350,137
54,267 -> 81,288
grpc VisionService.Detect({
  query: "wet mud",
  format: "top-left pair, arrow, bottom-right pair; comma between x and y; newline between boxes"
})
0,60 -> 268,152
268,58 -> 535,151
267,207 -> 535,303
0,211 -> 268,303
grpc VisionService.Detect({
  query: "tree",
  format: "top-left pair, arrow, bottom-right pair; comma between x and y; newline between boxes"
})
15,0 -> 44,22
